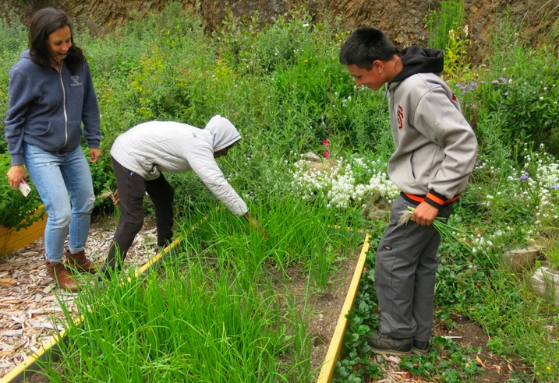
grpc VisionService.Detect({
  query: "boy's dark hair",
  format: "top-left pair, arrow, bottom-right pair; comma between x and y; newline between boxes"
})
29,7 -> 86,74
339,27 -> 399,70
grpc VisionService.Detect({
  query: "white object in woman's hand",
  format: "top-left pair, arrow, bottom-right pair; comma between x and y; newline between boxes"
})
7,165 -> 26,188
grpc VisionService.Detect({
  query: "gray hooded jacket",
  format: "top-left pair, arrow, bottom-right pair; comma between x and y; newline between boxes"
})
386,47 -> 477,208
110,115 -> 248,216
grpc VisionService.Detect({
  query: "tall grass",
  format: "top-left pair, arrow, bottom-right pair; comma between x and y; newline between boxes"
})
185,196 -> 361,290
426,0 -> 464,49
39,196 -> 362,382
45,257 -> 300,382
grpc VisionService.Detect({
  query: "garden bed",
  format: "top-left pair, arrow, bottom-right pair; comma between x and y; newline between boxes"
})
1,202 -> 369,382
0,217 -> 158,381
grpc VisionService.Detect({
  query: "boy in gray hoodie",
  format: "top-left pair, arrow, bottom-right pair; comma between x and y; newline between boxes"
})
104,115 -> 266,275
339,27 -> 477,355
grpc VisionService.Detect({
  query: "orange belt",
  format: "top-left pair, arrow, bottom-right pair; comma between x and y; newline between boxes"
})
403,192 -> 460,205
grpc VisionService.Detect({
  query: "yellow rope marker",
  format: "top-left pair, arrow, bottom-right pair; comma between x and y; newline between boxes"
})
316,232 -> 371,383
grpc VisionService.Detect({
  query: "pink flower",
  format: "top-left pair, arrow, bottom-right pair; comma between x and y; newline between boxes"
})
324,150 -> 329,158
322,139 -> 329,146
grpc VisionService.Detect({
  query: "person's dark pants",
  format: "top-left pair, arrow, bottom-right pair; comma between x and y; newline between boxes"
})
105,157 -> 175,271
375,195 -> 453,342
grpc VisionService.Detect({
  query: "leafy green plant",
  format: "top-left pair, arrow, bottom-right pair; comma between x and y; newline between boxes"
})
486,336 -> 509,357
0,6 -> 28,155
40,193 -> 362,382
400,338 -> 484,383
445,25 -> 471,79
0,153 -> 44,230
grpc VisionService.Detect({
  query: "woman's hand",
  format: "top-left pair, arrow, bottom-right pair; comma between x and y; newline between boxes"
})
7,165 -> 26,188
89,148 -> 101,163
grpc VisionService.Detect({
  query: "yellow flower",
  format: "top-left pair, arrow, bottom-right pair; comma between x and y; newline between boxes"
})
335,34 -> 339,37
304,59 -> 309,63
339,39 -> 343,42
329,41 -> 333,45
547,366 -> 551,371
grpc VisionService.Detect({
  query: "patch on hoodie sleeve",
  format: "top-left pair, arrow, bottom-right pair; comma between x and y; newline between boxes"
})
451,92 -> 458,103
397,105 -> 405,130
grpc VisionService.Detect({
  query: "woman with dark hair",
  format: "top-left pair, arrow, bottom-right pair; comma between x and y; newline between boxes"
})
4,7 -> 101,292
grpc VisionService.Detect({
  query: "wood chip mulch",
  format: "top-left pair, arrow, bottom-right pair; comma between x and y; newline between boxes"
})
0,221 -> 157,379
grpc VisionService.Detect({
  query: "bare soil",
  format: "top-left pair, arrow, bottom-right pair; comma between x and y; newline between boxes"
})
269,246 -> 363,372
433,317 -> 532,383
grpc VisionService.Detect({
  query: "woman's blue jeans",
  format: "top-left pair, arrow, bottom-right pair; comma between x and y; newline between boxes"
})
24,144 -> 95,262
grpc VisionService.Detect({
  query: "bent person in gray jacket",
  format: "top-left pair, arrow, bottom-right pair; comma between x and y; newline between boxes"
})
103,115 -> 266,275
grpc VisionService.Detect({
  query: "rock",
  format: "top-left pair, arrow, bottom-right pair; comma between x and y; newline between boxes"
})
307,159 -> 336,173
303,152 -> 321,162
501,247 -> 539,272
369,209 -> 390,221
530,267 -> 559,306
363,193 -> 391,221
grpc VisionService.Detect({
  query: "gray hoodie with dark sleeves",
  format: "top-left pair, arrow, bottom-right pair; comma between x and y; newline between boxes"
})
110,115 -> 248,216
386,46 -> 478,209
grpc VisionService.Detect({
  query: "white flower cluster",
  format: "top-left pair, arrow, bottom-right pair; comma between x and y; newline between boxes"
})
515,146 -> 559,225
471,233 -> 494,254
291,155 -> 399,209
538,162 -> 559,189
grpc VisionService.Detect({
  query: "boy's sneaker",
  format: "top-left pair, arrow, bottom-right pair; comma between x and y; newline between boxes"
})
366,332 -> 412,356
412,339 -> 430,355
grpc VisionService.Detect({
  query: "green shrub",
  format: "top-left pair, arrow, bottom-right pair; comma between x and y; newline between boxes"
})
0,153 -> 44,230
0,6 -> 27,155
495,53 -> 559,152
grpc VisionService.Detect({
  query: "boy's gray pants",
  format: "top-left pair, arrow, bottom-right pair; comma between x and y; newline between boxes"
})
375,195 -> 453,341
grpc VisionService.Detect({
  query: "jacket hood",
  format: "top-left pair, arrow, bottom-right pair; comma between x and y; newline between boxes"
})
391,46 -> 444,83
20,50 -> 31,61
204,115 -> 241,151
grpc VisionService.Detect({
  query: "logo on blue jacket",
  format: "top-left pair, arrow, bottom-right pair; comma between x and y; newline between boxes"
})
70,76 -> 82,86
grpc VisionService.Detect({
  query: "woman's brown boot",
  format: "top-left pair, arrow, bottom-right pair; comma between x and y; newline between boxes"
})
46,260 -> 78,292
65,250 -> 97,273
